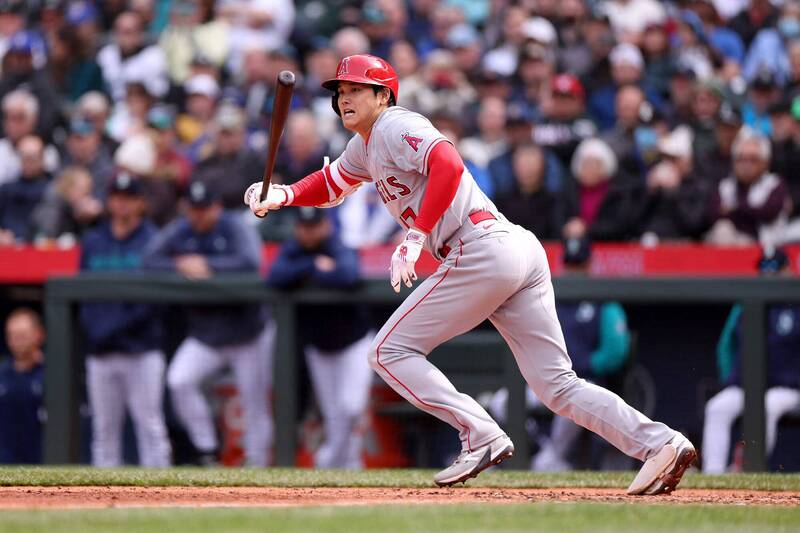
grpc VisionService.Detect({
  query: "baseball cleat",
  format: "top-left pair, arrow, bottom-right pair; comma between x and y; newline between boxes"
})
627,433 -> 697,495
434,434 -> 514,487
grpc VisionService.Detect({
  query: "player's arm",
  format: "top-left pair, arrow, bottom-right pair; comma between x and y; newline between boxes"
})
390,141 -> 463,292
245,157 -> 365,215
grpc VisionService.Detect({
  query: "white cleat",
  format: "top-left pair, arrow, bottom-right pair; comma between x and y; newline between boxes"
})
434,434 -> 514,487
627,433 -> 697,495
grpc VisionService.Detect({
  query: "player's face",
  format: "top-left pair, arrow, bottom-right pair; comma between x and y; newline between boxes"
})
337,81 -> 389,135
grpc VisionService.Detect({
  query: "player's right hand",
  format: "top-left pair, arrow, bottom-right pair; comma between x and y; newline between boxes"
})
244,182 -> 294,217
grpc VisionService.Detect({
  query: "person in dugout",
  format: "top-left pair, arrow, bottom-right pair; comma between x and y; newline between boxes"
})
80,172 -> 171,467
143,181 -> 275,466
490,236 -> 631,471
702,246 -> 800,473
267,207 -> 373,469
0,308 -> 45,464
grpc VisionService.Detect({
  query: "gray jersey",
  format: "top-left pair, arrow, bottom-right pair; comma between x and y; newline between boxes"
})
328,107 -> 500,259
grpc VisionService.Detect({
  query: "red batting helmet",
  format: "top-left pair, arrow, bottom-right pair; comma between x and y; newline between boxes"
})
323,54 -> 399,116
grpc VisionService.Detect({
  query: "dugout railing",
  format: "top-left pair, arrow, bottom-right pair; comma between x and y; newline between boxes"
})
43,274 -> 800,471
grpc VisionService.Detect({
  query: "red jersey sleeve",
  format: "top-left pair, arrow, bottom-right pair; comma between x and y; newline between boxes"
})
413,141 -> 464,234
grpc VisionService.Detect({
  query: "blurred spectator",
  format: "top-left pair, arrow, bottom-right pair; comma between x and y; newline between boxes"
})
159,0 -> 229,85
446,23 -> 484,78
75,91 -> 119,154
268,207 -> 373,469
107,78 -> 158,143
141,105 -> 191,227
666,65 -> 698,129
360,0 -> 407,59
494,143 -> 561,240
65,1 -> 102,57
46,22 -> 104,104
534,73 -> 597,169
192,104 -> 263,210
80,172 -> 171,467
601,0 -> 666,44
0,307 -> 45,464
0,1 -> 27,62
557,0 -> 593,78
459,96 -> 508,171
636,126 -> 714,243
640,20 -> 673,99
330,26 -> 371,59
60,116 -> 115,199
237,47 -> 274,130
414,49 -> 476,118
729,0 -> 780,49
691,0 -> 746,66
0,91 -> 60,187
707,127 -> 791,245
0,30 -> 61,138
512,41 -> 556,118
600,84 -> 649,182
276,110 -> 328,184
688,78 -> 726,166
32,165 -> 102,244
673,9 -> 715,81
176,73 -> 220,162
743,69 -> 782,136
561,137 -> 639,241
143,182 -> 274,466
218,0 -> 295,77
695,102 -> 743,185
488,102 -> 564,197
0,135 -> 51,245
588,42 -> 663,131
702,247 -> 800,474
97,11 -> 168,103
388,40 -> 426,113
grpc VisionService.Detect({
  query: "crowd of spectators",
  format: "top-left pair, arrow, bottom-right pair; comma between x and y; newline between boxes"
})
0,0 -> 798,250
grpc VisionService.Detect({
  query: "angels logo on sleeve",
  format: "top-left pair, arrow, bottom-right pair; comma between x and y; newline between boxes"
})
402,132 -> 423,152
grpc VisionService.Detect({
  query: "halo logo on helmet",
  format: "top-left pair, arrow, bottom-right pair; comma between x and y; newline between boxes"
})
322,54 -> 399,116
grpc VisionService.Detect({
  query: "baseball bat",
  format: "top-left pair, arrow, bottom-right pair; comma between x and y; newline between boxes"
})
260,70 -> 296,201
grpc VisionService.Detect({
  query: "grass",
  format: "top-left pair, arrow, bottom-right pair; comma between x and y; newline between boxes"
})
1,503 -> 800,533
1,466 -> 800,491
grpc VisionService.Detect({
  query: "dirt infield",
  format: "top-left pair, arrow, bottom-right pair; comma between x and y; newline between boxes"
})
1,486 -> 799,508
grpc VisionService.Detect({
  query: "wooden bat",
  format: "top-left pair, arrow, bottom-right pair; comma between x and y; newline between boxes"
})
260,70 -> 296,201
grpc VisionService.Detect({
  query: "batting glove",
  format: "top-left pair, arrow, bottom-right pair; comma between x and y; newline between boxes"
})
390,229 -> 426,293
244,182 -> 294,218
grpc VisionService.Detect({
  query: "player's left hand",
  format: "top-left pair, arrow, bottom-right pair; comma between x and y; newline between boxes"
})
390,229 -> 426,293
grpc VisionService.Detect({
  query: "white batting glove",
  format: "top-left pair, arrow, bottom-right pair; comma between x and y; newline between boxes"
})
244,182 -> 294,218
390,229 -> 426,293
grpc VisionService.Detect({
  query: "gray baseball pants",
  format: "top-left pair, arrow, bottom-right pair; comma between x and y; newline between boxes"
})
368,221 -> 676,461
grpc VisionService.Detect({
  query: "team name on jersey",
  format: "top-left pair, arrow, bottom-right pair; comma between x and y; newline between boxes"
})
375,176 -> 412,204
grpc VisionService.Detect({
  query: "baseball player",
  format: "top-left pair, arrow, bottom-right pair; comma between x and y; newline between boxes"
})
245,54 -> 695,493
80,172 -> 171,467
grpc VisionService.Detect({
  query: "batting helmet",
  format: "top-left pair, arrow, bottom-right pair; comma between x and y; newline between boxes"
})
322,54 -> 398,116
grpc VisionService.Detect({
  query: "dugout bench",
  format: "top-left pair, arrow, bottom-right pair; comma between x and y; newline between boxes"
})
44,274 -> 800,471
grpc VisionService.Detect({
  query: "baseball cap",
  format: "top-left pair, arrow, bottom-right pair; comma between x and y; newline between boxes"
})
296,206 -> 326,225
185,181 -> 219,207
522,17 -> 557,46
446,24 -> 481,49
752,68 -> 777,90
563,236 -> 591,266
146,105 -> 175,130
609,43 -> 644,70
506,101 -> 536,125
108,171 -> 143,196
757,247 -> 789,274
552,73 -> 585,99
7,31 -> 34,54
184,74 -> 220,99
66,1 -> 98,25
69,116 -> 96,136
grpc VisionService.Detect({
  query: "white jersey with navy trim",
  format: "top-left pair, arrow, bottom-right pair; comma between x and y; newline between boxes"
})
328,106 -> 500,259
